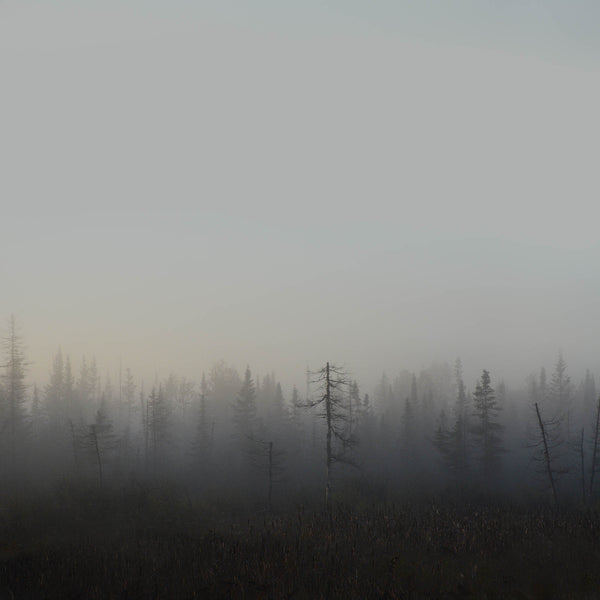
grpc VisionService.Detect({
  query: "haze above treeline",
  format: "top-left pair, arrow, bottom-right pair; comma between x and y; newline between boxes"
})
2,1 -> 599,392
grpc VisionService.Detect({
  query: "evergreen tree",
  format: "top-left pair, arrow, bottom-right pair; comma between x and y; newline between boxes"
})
2,315 -> 29,473
190,373 -> 212,474
548,353 -> 573,441
148,385 -> 171,476
233,366 -> 258,442
45,348 -> 65,425
63,355 -> 76,420
452,357 -> 469,481
471,370 -> 504,484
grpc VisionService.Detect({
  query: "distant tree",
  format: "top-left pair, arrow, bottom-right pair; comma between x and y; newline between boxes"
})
122,367 -> 136,426
471,370 -> 503,485
530,402 -> 562,506
148,385 -> 171,476
45,348 -> 65,425
190,373 -> 212,475
249,438 -> 285,512
433,359 -> 470,483
2,315 -> 29,472
540,367 -> 547,402
209,360 -> 241,428
30,384 -> 45,430
82,397 -> 117,487
77,356 -> 94,409
258,373 -> 284,423
233,366 -> 258,444
346,380 -> 362,446
433,409 -> 452,470
63,356 -> 76,419
400,395 -> 416,463
548,353 -> 572,437
589,397 -> 600,500
572,427 -> 586,504
176,376 -> 195,421
583,370 -> 597,417
451,357 -> 469,481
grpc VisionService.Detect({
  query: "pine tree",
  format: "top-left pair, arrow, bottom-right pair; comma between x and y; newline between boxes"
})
190,373 -> 211,474
148,385 -> 171,476
548,353 -> 572,437
471,370 -> 504,484
451,357 -> 469,481
81,396 -> 117,487
233,366 -> 258,442
45,348 -> 65,426
2,315 -> 29,473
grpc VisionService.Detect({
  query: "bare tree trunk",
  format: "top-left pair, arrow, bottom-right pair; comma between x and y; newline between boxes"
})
589,397 -> 600,498
579,428 -> 586,505
68,419 -> 80,472
268,441 -> 273,512
90,424 -> 103,488
535,403 -> 557,506
325,362 -> 333,512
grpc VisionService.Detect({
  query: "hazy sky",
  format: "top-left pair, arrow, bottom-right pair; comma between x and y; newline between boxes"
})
2,1 -> 599,392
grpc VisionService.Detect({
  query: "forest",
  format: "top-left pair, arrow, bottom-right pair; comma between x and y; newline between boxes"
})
2,314 -> 600,598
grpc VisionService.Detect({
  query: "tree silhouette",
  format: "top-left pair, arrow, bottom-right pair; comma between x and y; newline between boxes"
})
471,370 -> 503,485
2,315 -> 29,475
302,362 -> 356,511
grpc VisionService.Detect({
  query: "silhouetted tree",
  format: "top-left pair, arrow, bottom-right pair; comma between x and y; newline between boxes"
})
249,438 -> 285,512
471,370 -> 503,485
233,366 -> 258,441
80,395 -> 117,487
2,315 -> 29,473
190,373 -> 212,477
302,362 -> 356,511
548,353 -> 572,437
589,397 -> 600,500
45,348 -> 65,426
148,385 -> 171,475
451,357 -> 469,482
233,366 -> 258,470
531,402 -> 561,506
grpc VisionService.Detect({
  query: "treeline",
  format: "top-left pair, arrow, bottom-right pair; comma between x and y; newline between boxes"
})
1,315 -> 600,507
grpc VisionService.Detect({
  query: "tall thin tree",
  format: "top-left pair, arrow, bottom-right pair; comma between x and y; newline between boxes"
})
301,363 -> 356,511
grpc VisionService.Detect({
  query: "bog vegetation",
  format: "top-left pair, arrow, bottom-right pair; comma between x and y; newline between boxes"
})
2,315 -> 600,597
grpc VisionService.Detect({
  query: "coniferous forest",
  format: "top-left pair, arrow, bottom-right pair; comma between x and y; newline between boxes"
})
2,315 -> 600,598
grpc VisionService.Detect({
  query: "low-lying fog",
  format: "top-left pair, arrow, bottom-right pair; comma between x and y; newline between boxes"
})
1,0 -> 599,502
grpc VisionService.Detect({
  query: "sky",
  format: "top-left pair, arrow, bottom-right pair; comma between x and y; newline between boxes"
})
1,1 -> 600,394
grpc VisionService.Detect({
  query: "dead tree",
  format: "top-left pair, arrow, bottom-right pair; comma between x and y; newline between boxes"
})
571,428 -> 586,505
248,437 -> 285,512
300,363 -> 357,511
589,397 -> 600,499
532,402 -> 561,506
90,424 -> 103,488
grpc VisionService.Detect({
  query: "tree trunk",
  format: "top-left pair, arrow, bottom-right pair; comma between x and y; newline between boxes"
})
90,424 -> 103,488
268,441 -> 273,512
325,362 -> 332,512
535,403 -> 557,506
589,397 -> 600,498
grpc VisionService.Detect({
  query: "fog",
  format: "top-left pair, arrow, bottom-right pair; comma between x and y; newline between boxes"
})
2,1 -> 600,475
2,7 -> 599,389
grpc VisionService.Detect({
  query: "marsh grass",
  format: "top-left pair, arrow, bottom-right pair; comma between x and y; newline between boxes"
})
1,482 -> 600,598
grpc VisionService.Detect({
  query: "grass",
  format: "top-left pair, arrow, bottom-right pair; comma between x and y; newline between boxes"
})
1,482 -> 600,598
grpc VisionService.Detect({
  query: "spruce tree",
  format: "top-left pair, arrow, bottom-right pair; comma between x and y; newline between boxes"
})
472,370 -> 504,485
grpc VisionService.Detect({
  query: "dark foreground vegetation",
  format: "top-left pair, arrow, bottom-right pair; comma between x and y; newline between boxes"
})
2,483 -> 600,599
